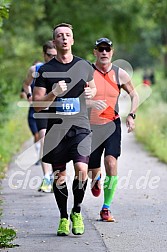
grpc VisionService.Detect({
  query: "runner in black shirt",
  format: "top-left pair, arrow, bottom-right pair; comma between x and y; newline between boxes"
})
33,23 -> 96,236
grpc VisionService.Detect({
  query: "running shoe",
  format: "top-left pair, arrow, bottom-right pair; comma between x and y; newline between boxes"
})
70,211 -> 84,235
57,218 -> 70,236
38,178 -> 52,193
100,208 -> 115,222
91,175 -> 101,197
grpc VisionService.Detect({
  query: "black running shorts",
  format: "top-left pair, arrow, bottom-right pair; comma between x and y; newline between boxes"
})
42,125 -> 92,171
35,110 -> 48,131
88,118 -> 121,169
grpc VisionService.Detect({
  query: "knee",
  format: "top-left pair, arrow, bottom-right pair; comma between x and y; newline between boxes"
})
53,170 -> 66,185
75,166 -> 88,181
105,157 -> 116,167
104,156 -> 117,175
78,170 -> 88,181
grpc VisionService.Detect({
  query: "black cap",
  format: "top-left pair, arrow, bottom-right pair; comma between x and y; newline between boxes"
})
95,38 -> 113,47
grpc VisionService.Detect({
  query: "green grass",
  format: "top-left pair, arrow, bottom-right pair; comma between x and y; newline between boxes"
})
133,70 -> 167,163
0,227 -> 18,248
0,101 -> 31,178
135,102 -> 167,163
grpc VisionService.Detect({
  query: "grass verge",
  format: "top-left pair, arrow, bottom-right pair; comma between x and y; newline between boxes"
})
0,99 -> 30,248
0,101 -> 31,178
135,102 -> 167,163
134,71 -> 167,163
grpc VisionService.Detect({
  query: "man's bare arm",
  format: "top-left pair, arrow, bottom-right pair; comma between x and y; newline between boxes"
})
23,65 -> 35,98
33,80 -> 67,112
119,68 -> 139,133
119,68 -> 139,114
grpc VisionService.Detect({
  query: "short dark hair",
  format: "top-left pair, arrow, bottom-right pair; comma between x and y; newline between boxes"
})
43,40 -> 56,54
53,23 -> 73,39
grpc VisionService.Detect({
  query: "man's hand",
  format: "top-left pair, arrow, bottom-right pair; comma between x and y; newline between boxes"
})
52,80 -> 67,96
126,115 -> 135,133
84,84 -> 94,99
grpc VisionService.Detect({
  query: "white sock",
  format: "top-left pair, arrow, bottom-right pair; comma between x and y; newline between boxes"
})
35,142 -> 41,158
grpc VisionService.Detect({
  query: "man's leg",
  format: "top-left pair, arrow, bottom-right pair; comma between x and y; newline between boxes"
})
88,122 -> 115,197
70,162 -> 88,235
72,162 -> 88,213
100,119 -> 121,221
28,113 -> 40,164
34,132 -> 40,163
100,155 -> 118,222
53,168 -> 70,236
88,145 -> 103,197
38,128 -> 52,192
88,168 -> 101,197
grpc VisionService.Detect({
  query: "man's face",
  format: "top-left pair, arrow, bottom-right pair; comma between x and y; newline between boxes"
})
94,43 -> 113,65
53,26 -> 74,51
44,48 -> 57,63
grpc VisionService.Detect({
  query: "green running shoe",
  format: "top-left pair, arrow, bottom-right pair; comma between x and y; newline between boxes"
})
70,211 -> 84,235
38,178 -> 52,193
57,218 -> 70,236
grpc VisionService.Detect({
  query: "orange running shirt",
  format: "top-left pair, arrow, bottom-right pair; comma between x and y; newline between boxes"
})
90,65 -> 121,125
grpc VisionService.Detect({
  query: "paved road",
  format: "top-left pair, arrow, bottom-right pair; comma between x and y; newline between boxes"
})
1,123 -> 167,252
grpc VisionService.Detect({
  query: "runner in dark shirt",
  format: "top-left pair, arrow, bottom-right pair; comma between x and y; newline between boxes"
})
33,23 -> 96,236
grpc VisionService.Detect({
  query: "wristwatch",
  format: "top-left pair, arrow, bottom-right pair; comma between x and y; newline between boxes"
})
128,113 -> 136,119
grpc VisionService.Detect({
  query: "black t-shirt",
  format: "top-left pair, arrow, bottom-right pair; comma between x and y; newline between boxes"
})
35,56 -> 93,130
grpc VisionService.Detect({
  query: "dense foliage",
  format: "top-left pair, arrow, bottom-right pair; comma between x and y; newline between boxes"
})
0,1 -> 166,118
0,0 -> 166,155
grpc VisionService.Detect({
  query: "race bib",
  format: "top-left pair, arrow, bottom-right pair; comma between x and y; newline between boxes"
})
56,98 -> 80,115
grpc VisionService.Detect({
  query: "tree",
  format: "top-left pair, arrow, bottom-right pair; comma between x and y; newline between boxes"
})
0,0 -> 11,32
147,0 -> 167,76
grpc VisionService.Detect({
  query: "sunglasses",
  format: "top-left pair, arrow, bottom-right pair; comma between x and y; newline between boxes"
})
96,46 -> 112,52
46,53 -> 56,57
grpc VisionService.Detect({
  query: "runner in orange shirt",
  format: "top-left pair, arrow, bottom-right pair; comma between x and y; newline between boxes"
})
88,38 -> 139,221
